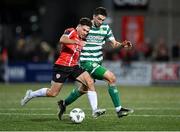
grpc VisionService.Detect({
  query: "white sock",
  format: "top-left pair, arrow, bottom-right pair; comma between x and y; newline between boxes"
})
115,106 -> 122,112
87,91 -> 98,113
30,88 -> 48,98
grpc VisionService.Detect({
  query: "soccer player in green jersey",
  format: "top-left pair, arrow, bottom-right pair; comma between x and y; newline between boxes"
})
58,7 -> 133,119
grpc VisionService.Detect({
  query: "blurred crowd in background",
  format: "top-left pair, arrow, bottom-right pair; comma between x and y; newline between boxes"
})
0,0 -> 180,64
0,27 -> 179,64
0,34 -> 179,63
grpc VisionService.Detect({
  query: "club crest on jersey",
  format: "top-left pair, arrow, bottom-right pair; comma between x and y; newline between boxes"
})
56,74 -> 61,79
92,62 -> 98,67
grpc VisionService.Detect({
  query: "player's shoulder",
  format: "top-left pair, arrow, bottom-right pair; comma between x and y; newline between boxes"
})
64,28 -> 76,35
102,23 -> 109,26
100,23 -> 111,29
64,27 -> 75,32
65,27 -> 75,31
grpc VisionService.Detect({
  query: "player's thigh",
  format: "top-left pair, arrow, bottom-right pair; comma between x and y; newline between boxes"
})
93,65 -> 107,80
70,65 -> 95,90
76,71 -> 94,86
87,62 -> 107,80
75,72 -> 95,91
49,81 -> 64,94
52,64 -> 70,83
81,61 -> 107,80
50,64 -> 71,94
69,65 -> 86,84
76,82 -> 88,93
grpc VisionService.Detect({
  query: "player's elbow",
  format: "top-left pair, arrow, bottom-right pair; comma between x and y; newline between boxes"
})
59,35 -> 67,43
59,37 -> 64,43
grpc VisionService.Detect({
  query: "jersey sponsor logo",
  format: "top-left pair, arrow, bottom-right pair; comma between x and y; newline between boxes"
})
86,35 -> 104,42
56,74 -> 61,79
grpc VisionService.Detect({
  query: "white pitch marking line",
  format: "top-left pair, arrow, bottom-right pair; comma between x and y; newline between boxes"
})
0,107 -> 180,110
0,108 -> 53,110
1,101 -> 180,104
0,113 -> 180,118
0,113 -> 55,116
130,115 -> 180,117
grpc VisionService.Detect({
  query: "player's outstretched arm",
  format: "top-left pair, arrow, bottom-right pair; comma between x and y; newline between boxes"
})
111,40 -> 133,49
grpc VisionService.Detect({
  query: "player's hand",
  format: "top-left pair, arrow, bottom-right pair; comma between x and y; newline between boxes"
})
121,40 -> 133,49
75,41 -> 86,46
80,41 -> 86,46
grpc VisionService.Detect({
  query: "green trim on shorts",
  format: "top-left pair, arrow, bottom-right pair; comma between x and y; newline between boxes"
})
80,61 -> 107,80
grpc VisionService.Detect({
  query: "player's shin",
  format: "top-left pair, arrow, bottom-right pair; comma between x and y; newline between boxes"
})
108,85 -> 121,110
30,88 -> 48,97
87,91 -> 98,113
64,88 -> 83,106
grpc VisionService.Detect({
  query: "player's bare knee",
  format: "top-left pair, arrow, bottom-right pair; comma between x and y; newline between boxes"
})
86,79 -> 94,89
109,73 -> 116,84
112,74 -> 117,83
47,90 -> 58,97
52,92 -> 59,97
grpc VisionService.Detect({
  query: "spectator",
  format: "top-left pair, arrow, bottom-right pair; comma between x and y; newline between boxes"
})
0,46 -> 8,82
119,47 -> 139,62
13,38 -> 27,61
172,41 -> 180,61
153,37 -> 169,62
138,37 -> 153,61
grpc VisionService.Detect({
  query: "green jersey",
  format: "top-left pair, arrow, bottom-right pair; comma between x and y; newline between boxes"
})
80,23 -> 115,64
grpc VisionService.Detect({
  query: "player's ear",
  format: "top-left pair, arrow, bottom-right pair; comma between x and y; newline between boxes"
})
77,24 -> 81,29
76,24 -> 80,30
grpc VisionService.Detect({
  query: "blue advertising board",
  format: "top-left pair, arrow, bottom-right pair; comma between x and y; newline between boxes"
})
7,62 -> 53,82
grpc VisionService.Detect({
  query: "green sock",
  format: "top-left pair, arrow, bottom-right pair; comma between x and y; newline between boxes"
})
64,88 -> 82,106
108,85 -> 121,107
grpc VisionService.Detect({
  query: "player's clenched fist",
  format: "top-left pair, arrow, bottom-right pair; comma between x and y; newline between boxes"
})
121,40 -> 133,49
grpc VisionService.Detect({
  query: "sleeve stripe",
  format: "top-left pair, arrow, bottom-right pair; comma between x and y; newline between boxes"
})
68,30 -> 75,38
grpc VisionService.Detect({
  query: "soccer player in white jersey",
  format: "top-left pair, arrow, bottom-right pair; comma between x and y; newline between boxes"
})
58,7 -> 133,119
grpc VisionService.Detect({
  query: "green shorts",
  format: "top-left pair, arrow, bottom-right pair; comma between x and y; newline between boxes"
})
80,61 -> 107,80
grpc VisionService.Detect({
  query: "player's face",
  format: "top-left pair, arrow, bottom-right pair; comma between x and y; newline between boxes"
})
93,14 -> 106,27
78,25 -> 90,39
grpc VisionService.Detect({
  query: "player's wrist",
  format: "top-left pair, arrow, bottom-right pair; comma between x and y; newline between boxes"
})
117,42 -> 123,47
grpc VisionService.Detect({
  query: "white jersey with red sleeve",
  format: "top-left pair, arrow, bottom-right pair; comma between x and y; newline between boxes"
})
55,28 -> 83,67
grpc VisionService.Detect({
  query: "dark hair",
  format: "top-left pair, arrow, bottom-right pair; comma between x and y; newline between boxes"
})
79,17 -> 92,27
93,7 -> 107,17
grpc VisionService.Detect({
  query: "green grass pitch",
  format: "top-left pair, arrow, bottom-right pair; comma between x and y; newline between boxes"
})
0,83 -> 180,131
